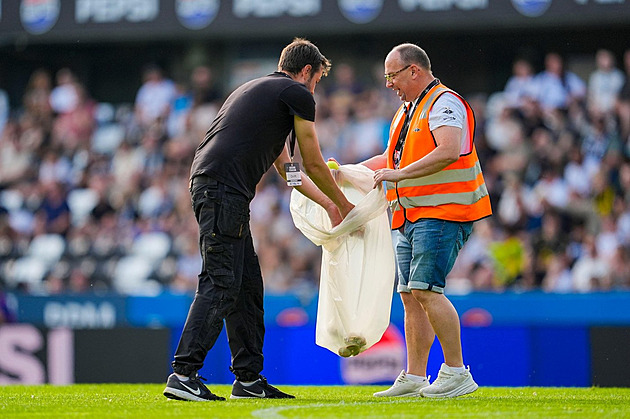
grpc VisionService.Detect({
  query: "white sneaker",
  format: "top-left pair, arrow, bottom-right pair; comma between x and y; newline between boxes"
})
373,370 -> 429,397
420,363 -> 478,398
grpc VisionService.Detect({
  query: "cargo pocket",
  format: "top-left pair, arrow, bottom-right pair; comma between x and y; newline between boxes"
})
195,199 -> 216,235
215,193 -> 249,239
202,235 -> 235,289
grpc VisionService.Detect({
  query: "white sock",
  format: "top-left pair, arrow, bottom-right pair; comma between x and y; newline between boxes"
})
240,380 -> 257,386
175,373 -> 189,381
406,373 -> 427,383
446,365 -> 465,374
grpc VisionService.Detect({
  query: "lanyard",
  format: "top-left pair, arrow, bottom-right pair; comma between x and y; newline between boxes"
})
393,78 -> 440,168
289,129 -> 297,161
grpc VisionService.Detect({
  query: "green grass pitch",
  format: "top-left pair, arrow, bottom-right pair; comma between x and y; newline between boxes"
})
1,384 -> 629,418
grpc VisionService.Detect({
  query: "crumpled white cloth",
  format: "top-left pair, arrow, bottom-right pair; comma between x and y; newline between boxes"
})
290,164 -> 395,356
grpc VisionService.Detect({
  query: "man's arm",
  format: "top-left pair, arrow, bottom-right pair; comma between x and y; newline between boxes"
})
293,115 -> 354,218
372,126 -> 461,187
359,151 -> 388,171
273,145 -> 344,227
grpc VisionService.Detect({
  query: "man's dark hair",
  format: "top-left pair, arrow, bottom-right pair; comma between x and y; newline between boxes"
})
278,38 -> 331,77
394,43 -> 431,72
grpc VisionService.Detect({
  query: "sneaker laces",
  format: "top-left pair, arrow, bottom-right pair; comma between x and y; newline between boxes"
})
396,371 -> 429,386
391,371 -> 408,386
189,373 -> 208,385
258,375 -> 280,392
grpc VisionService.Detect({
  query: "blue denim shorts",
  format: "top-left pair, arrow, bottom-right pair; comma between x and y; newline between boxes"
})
395,219 -> 473,294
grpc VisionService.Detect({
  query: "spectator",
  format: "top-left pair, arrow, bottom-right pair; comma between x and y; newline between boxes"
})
587,49 -> 624,119
531,52 -> 586,113
531,164 -> 570,212
489,227 -> 530,288
578,113 -> 618,203
449,218 -> 497,287
496,172 -> 528,229
166,81 -> 193,138
49,68 -> 79,115
51,81 -> 96,152
564,146 -> 591,199
531,211 -> 568,285
134,64 -> 177,129
616,49 -> 630,143
607,245 -> 630,289
38,147 -> 73,185
111,139 -> 144,197
344,92 -> 389,162
22,68 -> 53,129
571,234 -> 610,292
503,58 -> 537,111
325,62 -> 364,96
595,215 -> 620,262
35,181 -> 71,237
541,253 -> 573,293
485,98 -> 529,155
591,168 -> 616,218
190,64 -> 222,106
67,266 -> 92,293
0,120 -> 35,186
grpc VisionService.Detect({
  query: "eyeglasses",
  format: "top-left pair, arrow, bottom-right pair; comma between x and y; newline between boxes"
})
384,65 -> 411,82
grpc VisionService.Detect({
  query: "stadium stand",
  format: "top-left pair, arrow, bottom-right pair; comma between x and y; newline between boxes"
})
0,47 -> 629,298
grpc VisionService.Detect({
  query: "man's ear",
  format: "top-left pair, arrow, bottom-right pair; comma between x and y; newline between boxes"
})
302,64 -> 313,78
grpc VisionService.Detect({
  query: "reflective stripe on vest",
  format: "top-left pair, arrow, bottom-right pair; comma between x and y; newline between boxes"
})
418,88 -> 448,119
385,83 -> 492,227
399,160 -> 483,188
400,182 -> 488,207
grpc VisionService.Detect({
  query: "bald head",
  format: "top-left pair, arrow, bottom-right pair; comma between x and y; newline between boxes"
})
388,43 -> 432,72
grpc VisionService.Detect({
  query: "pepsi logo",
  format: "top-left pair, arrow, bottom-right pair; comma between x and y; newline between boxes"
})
338,0 -> 383,24
511,0 -> 552,17
176,0 -> 219,30
20,0 -> 60,35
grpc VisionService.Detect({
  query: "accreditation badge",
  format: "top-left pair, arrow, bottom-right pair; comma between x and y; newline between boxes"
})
284,162 -> 302,187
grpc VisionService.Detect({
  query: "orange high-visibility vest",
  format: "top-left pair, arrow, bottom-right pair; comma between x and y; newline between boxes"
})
385,83 -> 492,229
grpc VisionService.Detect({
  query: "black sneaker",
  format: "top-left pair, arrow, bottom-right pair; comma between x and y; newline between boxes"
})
163,373 -> 225,401
230,375 -> 295,399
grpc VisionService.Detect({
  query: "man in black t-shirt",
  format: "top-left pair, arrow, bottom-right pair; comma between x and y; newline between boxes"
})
164,38 -> 354,402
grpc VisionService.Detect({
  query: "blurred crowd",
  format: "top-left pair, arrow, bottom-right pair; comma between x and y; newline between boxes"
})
0,48 -> 629,300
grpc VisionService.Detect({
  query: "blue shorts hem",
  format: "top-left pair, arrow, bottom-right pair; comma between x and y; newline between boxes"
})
398,281 -> 444,294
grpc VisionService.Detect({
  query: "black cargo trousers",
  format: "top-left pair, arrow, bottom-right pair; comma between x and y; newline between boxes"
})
172,175 -> 264,382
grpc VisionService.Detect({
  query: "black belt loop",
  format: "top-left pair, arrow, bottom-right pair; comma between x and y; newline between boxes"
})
190,175 -> 218,189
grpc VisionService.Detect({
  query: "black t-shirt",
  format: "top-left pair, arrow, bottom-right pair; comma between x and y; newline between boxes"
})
190,72 -> 316,200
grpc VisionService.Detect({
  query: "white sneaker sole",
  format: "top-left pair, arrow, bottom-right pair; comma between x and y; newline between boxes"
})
164,387 -> 211,402
421,381 -> 478,398
373,391 -> 423,397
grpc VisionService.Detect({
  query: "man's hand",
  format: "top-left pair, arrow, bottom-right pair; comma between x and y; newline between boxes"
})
373,168 -> 403,188
326,158 -> 340,170
325,205 -> 343,227
294,116 -> 355,219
